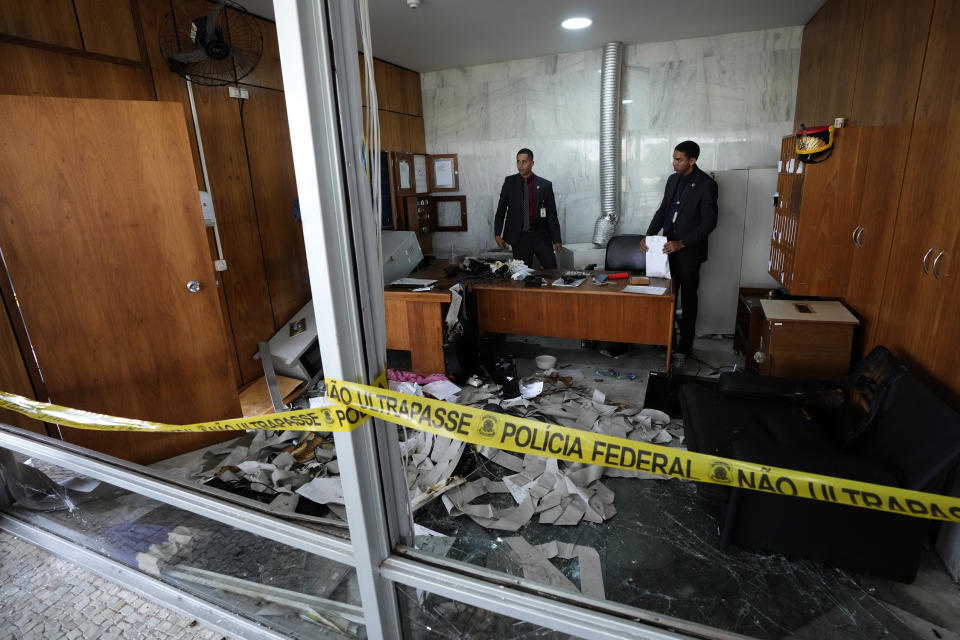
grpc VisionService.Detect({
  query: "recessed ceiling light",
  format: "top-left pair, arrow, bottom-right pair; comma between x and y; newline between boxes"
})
561,17 -> 591,30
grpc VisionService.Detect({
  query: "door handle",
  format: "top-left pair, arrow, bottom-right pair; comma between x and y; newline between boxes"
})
186,280 -> 202,293
855,226 -> 865,247
923,248 -> 935,275
851,226 -> 860,246
933,251 -> 946,280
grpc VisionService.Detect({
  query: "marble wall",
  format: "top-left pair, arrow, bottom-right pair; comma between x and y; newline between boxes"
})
420,27 -> 803,256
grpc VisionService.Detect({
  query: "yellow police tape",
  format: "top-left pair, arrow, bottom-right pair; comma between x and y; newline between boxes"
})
0,373 -> 385,435
325,378 -> 960,524
2,374 -> 959,523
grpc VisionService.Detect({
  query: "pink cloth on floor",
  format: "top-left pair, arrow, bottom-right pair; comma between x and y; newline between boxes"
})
387,368 -> 449,385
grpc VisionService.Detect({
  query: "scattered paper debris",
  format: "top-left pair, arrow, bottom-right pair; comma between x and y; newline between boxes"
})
423,379 -> 462,401
295,477 -> 344,505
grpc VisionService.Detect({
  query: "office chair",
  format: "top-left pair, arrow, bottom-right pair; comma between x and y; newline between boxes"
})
587,235 -> 649,358
680,346 -> 960,582
604,234 -> 647,273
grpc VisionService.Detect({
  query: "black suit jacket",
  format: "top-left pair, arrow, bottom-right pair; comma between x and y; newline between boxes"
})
646,165 -> 718,265
494,173 -> 561,246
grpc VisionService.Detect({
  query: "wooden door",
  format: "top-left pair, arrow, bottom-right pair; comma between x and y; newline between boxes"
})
875,0 -> 960,408
0,95 -> 241,463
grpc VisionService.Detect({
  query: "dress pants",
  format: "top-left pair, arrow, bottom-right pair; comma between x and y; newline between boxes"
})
668,253 -> 701,354
512,227 -> 557,269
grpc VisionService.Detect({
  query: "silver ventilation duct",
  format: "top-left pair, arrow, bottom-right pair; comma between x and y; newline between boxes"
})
592,41 -> 624,246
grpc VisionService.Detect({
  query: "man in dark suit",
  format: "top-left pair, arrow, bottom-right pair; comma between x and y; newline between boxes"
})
640,140 -> 718,358
494,148 -> 562,268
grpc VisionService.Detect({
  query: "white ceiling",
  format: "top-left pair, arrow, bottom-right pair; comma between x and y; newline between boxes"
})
244,0 -> 826,72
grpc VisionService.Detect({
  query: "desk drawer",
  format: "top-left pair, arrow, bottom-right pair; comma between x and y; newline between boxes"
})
476,288 -> 673,345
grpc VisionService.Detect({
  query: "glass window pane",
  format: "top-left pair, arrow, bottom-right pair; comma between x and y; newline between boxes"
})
149,429 -> 352,531
1,449 -> 364,639
376,342 -> 953,638
414,473 -> 927,638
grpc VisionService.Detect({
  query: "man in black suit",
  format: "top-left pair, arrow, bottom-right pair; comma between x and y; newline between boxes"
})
640,140 -> 718,358
494,148 -> 562,268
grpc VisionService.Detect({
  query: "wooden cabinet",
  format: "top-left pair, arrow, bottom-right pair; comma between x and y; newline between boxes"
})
733,287 -> 771,363
404,195 -> 435,254
875,0 -> 960,409
390,153 -> 462,252
769,128 -> 870,296
793,0 -> 864,129
786,0 -> 960,405
844,0 -> 934,357
755,300 -> 859,382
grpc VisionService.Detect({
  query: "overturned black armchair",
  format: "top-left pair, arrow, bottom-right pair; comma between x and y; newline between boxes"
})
680,346 -> 960,582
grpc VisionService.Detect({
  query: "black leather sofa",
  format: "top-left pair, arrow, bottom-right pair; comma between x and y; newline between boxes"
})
679,346 -> 960,582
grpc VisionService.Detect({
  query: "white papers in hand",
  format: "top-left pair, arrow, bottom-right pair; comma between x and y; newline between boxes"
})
622,285 -> 667,295
644,235 -> 671,278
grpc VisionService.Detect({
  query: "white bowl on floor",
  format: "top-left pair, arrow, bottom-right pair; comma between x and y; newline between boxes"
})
535,355 -> 557,370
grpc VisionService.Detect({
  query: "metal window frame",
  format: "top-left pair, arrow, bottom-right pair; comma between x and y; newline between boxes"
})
273,1 -> 404,637
272,2 -> 709,639
381,555 -> 696,640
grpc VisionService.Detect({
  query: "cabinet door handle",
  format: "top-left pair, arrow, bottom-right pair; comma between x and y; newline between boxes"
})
933,250 -> 946,280
851,226 -> 860,246
855,226 -> 866,247
923,248 -> 935,275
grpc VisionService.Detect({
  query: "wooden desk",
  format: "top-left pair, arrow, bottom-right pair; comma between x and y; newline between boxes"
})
473,272 -> 676,371
384,262 -> 453,375
385,267 -> 676,375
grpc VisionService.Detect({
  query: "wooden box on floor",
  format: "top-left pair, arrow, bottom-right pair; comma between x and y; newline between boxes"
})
755,300 -> 859,382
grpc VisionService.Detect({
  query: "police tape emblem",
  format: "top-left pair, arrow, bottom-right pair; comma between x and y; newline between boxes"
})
322,409 -> 335,425
709,461 -> 733,483
477,415 -> 498,439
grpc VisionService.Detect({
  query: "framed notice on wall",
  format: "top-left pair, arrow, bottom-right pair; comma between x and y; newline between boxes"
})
427,154 -> 459,192
393,152 -> 414,197
413,154 -> 428,193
